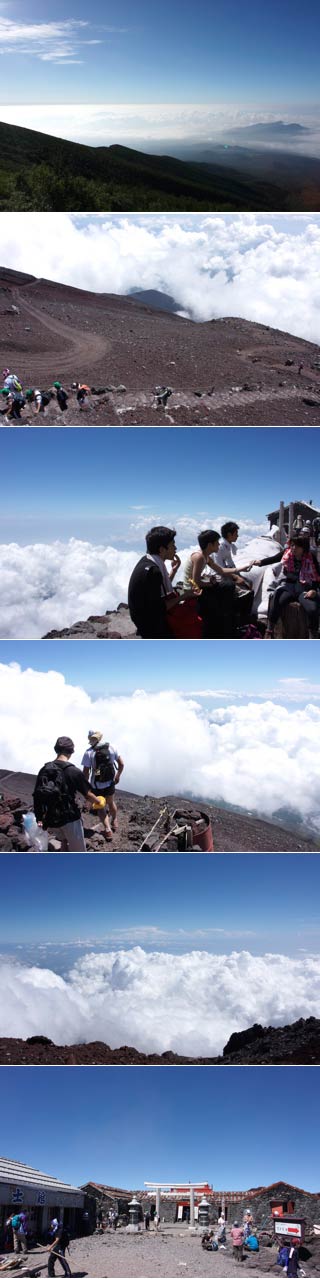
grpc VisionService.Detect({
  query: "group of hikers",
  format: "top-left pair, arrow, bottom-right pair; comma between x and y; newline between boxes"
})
128,520 -> 320,639
202,1210 -> 301,1275
0,367 -> 105,421
4,1213 -> 71,1276
202,1209 -> 259,1259
32,730 -> 124,850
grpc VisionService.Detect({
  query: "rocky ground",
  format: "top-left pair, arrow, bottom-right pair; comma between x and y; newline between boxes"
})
0,1016 -> 319,1065
2,1229 -> 320,1278
0,774 -> 317,852
1,270 -> 320,425
43,604 -> 137,640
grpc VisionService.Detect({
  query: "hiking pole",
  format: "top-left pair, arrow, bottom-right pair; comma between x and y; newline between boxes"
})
137,806 -> 170,852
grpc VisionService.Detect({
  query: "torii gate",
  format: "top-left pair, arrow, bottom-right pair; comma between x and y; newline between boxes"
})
144,1182 -> 210,1227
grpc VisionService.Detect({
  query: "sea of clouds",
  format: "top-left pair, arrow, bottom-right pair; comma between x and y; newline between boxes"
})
1,211 -> 320,340
1,103 -> 320,152
0,524 -> 268,639
1,662 -> 320,830
1,948 -> 320,1053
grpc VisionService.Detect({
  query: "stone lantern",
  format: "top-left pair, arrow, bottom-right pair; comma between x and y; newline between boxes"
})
126,1196 -> 141,1233
198,1197 -> 210,1230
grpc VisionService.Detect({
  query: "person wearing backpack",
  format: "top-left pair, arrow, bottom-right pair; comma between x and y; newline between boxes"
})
47,1220 -> 71,1276
33,736 -> 98,850
82,730 -> 124,843
7,1213 -> 28,1254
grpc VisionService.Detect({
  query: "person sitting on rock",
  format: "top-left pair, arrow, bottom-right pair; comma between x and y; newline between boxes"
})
82,730 -> 124,843
183,528 -> 241,637
266,533 -> 320,638
215,521 -> 255,624
33,736 -> 98,851
128,526 -> 181,638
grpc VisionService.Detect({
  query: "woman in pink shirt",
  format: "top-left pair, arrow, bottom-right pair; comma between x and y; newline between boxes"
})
230,1221 -> 244,1261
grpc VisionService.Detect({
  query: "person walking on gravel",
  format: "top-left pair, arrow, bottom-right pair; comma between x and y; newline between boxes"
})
33,735 -> 99,851
47,1220 -> 71,1276
82,730 -> 124,843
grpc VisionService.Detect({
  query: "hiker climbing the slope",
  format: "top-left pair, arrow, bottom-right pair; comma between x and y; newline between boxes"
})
33,735 -> 99,851
82,730 -> 124,843
2,386 -> 26,421
51,380 -> 68,411
266,533 -> 320,638
72,381 -> 90,408
128,526 -> 181,638
25,387 -> 53,415
2,367 -> 23,393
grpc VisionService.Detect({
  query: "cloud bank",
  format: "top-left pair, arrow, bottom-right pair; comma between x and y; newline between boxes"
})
1,103 -> 320,150
0,527 -> 268,639
1,212 -> 320,339
0,663 -> 320,830
1,948 -> 320,1054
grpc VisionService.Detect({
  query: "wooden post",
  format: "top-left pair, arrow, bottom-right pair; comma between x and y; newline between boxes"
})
289,502 -> 294,537
279,501 -> 285,545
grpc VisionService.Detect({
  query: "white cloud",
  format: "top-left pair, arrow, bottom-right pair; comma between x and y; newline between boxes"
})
1,948 -> 320,1055
0,528 -> 269,640
1,211 -> 320,339
0,663 -> 320,831
0,18 -> 125,63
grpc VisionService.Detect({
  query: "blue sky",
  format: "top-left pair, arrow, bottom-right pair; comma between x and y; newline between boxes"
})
1,428 -> 319,544
1,853 -> 320,954
0,636 -> 318,700
1,1066 -> 319,1192
0,0 -> 320,107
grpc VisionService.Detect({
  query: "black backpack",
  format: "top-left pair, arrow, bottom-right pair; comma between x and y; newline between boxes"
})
94,742 -> 115,785
58,1226 -> 70,1251
33,761 -> 75,827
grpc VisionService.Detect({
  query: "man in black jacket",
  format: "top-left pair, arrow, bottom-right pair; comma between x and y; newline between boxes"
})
128,526 -> 181,637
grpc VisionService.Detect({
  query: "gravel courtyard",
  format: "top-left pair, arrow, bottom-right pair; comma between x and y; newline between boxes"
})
11,1227 -> 318,1279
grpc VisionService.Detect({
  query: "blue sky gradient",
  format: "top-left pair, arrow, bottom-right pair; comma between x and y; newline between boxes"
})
0,636 -> 318,699
1,428 -> 319,544
1,1066 -> 319,1192
1,852 -> 320,952
0,0 -> 320,105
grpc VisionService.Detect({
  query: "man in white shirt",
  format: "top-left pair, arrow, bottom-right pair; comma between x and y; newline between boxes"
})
82,730 -> 124,843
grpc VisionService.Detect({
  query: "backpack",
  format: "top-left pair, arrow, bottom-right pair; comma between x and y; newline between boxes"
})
278,1245 -> 290,1267
12,1216 -> 22,1230
58,1226 -> 70,1251
33,761 -> 75,827
94,743 -> 115,785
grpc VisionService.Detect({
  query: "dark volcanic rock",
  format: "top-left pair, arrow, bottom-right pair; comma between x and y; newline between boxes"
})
0,778 -> 317,852
223,1023 -> 265,1056
1,1017 -> 320,1065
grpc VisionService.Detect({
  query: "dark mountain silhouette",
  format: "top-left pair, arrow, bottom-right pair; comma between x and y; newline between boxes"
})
0,119 -> 319,212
